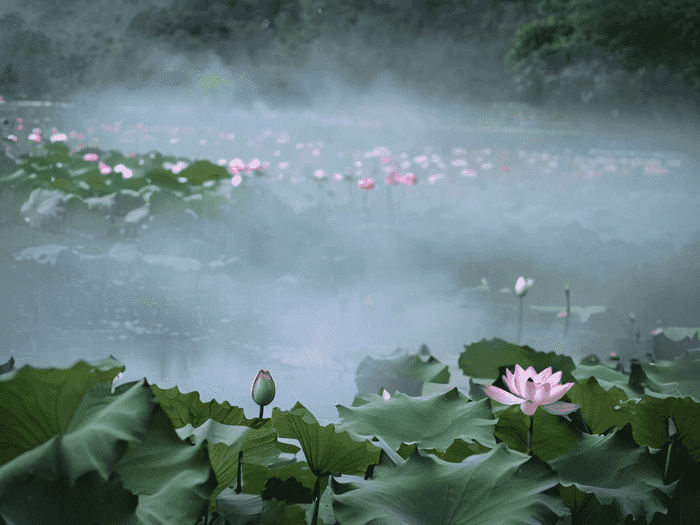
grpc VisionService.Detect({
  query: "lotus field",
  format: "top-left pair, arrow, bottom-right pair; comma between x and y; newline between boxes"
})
0,108 -> 699,525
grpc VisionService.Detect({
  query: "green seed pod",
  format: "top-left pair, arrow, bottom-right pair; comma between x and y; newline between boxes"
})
251,369 -> 276,407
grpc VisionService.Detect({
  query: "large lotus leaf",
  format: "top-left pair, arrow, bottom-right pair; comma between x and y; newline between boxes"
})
111,189 -> 146,217
336,387 -> 497,454
270,402 -> 382,479
194,426 -> 296,512
547,424 -> 679,524
149,383 -> 303,503
198,191 -> 228,221
36,163 -> 72,180
639,348 -> 700,402
111,392 -> 219,525
148,187 -> 190,217
330,442 -> 568,525
1,173 -> 37,207
22,155 -> 58,172
612,394 -> 700,462
0,357 -> 14,376
177,159 -> 229,185
213,491 -> 308,525
35,141 -> 73,164
46,176 -> 90,198
572,363 -> 680,401
96,150 -> 142,170
0,355 -> 126,468
145,167 -> 184,190
458,338 -> 577,384
103,170 -> 148,193
182,192 -> 206,216
83,168 -> 112,195
491,401 -> 582,462
0,359 -> 207,524
563,376 -> 633,436
355,348 -> 450,398
149,383 -> 288,444
0,166 -> 26,183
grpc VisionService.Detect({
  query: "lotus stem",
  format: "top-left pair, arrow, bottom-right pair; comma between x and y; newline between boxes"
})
629,312 -> 636,340
527,414 -> 534,456
311,477 -> 322,525
665,417 -> 678,483
236,450 -> 243,494
664,441 -> 674,483
386,180 -> 394,223
517,295 -> 523,344
564,283 -> 570,338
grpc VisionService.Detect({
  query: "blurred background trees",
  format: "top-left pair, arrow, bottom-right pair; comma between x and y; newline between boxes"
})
0,0 -> 698,125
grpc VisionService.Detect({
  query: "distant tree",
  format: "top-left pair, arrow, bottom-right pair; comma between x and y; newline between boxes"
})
0,64 -> 21,96
504,0 -> 700,95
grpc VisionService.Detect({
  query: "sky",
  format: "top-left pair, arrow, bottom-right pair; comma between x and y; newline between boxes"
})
1,0 -> 699,424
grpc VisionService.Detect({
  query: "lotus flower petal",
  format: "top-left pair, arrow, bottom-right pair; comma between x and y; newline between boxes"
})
534,367 -> 553,383
541,382 -> 574,404
481,385 -> 524,406
504,368 -> 518,394
530,382 -> 551,405
545,370 -> 563,386
540,401 -> 580,415
514,364 -> 537,397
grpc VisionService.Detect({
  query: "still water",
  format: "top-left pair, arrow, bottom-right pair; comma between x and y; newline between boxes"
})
5,280 -> 627,428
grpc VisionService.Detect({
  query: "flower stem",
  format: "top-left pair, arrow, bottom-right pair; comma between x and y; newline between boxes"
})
235,450 -> 243,494
311,477 -> 321,525
564,286 -> 570,337
517,295 -> 523,343
527,414 -> 534,456
664,441 -> 674,483
665,417 -> 678,483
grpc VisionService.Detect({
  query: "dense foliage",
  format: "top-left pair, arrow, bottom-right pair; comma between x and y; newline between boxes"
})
504,0 -> 700,92
0,0 -> 698,122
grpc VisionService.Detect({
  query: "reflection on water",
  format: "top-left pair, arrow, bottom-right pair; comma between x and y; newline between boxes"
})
3,277 -> 652,430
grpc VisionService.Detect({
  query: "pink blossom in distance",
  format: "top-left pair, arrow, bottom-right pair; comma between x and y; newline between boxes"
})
359,179 -> 375,190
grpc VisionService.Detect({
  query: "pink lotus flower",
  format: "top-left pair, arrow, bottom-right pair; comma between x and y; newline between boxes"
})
359,178 -> 375,190
400,174 -> 417,185
481,364 -> 580,456
481,364 -> 577,416
385,170 -> 401,185
228,158 -> 264,175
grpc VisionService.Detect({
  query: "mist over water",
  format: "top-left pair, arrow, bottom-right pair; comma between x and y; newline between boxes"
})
2,37 -> 700,424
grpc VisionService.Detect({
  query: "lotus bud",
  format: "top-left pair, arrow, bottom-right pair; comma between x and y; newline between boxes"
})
417,344 -> 431,363
514,276 -> 534,297
251,369 -> 276,419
